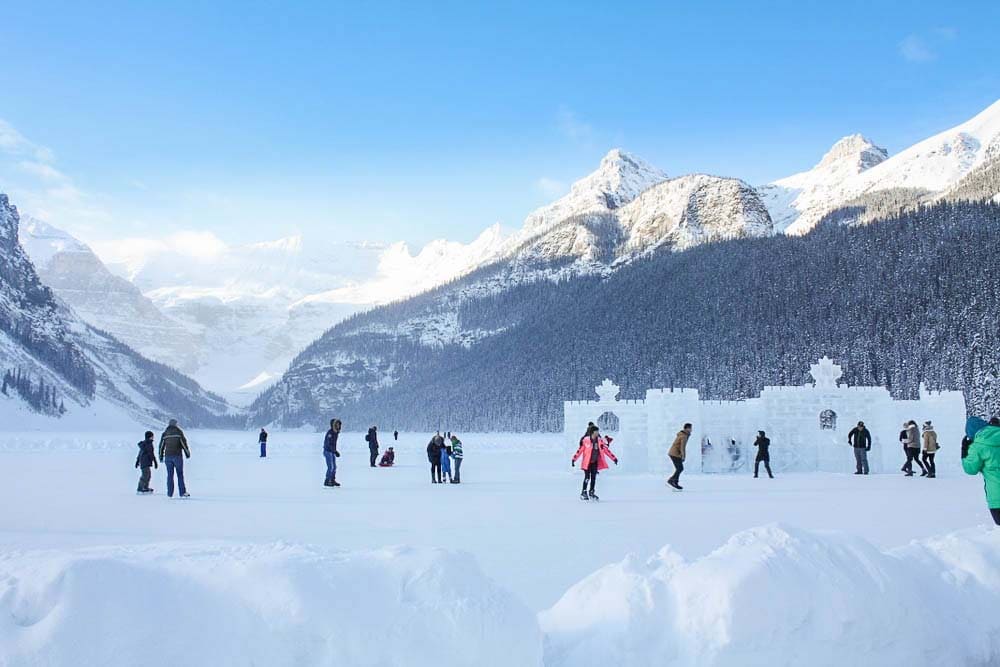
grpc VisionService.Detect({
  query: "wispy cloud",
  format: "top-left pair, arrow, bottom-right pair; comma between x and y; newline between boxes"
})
535,177 -> 567,199
0,117 -> 109,232
556,106 -> 594,143
899,34 -> 935,62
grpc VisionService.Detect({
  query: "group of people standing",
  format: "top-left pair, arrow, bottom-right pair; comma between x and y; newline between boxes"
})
134,419 -> 191,498
427,431 -> 464,483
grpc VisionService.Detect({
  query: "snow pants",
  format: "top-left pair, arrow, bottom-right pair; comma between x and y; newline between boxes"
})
922,452 -> 936,476
582,463 -> 598,494
137,466 -> 152,492
369,446 -> 378,467
324,450 -> 337,484
853,447 -> 869,474
165,455 -> 187,497
668,455 -> 684,484
903,447 -> 925,474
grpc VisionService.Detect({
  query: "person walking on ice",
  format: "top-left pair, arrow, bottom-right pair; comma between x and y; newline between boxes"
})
902,420 -> 926,477
440,436 -> 453,483
572,424 -> 618,500
158,419 -> 191,498
921,421 -> 939,478
667,423 -> 692,490
848,421 -> 871,474
258,428 -> 268,458
324,419 -> 342,487
962,417 -> 1000,525
427,432 -> 444,483
753,430 -> 773,478
449,434 -> 464,484
135,430 -> 157,494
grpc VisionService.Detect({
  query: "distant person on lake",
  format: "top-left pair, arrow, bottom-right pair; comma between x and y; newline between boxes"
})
366,426 -> 379,468
902,420 -> 926,477
848,421 -> 871,475
441,437 -> 453,483
135,430 -> 157,494
753,430 -> 773,479
962,417 -> 1000,524
667,423 -> 692,491
324,419 -> 342,487
259,428 -> 268,458
449,434 -> 464,484
428,432 -> 445,483
158,419 -> 191,498
572,424 -> 618,501
393,429 -> 399,441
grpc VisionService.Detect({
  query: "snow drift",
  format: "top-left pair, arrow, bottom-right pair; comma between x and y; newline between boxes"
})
541,524 -> 1000,667
0,542 -> 542,667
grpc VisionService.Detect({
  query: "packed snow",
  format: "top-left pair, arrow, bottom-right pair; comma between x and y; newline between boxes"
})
2,430 -> 998,665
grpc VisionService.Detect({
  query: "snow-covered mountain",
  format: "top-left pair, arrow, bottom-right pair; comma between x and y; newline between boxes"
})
760,98 -> 1000,233
0,194 -> 234,428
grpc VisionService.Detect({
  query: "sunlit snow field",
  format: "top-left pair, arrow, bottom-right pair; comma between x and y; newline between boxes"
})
2,430 -> 999,666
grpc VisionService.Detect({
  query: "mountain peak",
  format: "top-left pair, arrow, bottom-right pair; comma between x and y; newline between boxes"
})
817,134 -> 888,172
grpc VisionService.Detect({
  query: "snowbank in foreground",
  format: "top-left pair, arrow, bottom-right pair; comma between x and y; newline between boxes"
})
541,524 -> 1000,667
0,542 -> 542,667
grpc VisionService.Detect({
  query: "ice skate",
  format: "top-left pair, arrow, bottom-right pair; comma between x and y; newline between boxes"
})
588,491 -> 599,501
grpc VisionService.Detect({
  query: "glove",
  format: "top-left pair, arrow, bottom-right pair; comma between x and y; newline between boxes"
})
159,456 -> 164,463
135,462 -> 139,469
185,453 -> 190,459
335,451 -> 341,458
613,459 -> 618,465
571,459 -> 575,467
154,462 -> 159,469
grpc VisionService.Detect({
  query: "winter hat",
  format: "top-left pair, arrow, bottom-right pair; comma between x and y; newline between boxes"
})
967,416 -> 988,440
923,421 -> 933,429
168,418 -> 178,427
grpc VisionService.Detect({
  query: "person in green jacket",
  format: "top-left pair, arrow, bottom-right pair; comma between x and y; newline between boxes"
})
962,416 -> 1000,525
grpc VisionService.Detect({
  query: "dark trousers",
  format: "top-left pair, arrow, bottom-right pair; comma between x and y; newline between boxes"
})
137,466 -> 151,492
582,463 -> 598,494
922,452 -> 936,476
259,441 -> 266,457
165,455 -> 186,497
431,461 -> 442,482
369,447 -> 378,467
754,455 -> 772,477
453,458 -> 462,483
991,508 -> 1000,526
668,455 -> 684,483
854,448 -> 869,474
903,447 -> 925,473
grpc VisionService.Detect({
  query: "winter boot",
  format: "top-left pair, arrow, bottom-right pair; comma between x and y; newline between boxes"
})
180,492 -> 191,498
588,491 -> 599,501
580,490 -> 590,501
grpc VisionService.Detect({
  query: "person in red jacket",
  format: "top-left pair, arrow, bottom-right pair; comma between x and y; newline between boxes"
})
572,424 -> 618,501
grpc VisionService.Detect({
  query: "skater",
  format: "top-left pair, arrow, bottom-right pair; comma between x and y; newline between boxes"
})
962,417 -> 1000,525
753,430 -> 773,478
324,419 -> 342,487
378,447 -> 395,467
667,423 -> 692,490
921,421 -> 938,478
847,421 -> 871,474
571,424 -> 618,500
135,430 -> 157,494
427,432 -> 444,483
258,428 -> 268,458
393,429 -> 399,442
158,418 -> 191,498
902,420 -> 926,476
450,434 -> 464,483
441,437 -> 453,483
366,426 -> 379,468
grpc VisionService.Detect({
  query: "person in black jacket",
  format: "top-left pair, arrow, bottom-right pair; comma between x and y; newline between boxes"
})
753,430 -> 773,479
848,421 -> 872,475
135,430 -> 157,494
324,419 -> 342,487
158,419 -> 191,498
427,432 -> 445,483
366,426 -> 380,468
259,428 -> 268,458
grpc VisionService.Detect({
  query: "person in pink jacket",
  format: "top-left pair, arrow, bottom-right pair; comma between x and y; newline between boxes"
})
572,424 -> 618,501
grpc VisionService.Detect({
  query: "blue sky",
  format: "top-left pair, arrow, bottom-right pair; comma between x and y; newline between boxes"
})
1,0 -> 998,248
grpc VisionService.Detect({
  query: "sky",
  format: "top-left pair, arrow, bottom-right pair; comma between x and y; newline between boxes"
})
1,0 -> 998,251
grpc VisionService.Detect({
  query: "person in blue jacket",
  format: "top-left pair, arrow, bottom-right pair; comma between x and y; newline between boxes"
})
135,430 -> 157,494
440,439 -> 453,483
324,419 -> 342,487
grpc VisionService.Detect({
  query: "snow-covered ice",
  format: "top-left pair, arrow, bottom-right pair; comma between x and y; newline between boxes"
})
1,430 -> 998,666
